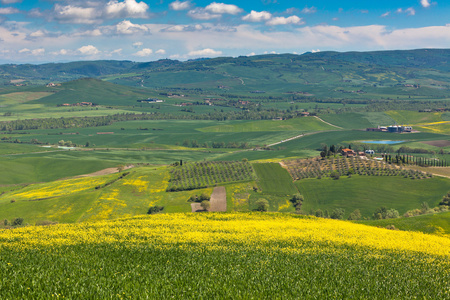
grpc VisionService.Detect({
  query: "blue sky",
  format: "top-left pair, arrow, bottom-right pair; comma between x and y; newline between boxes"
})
0,0 -> 449,63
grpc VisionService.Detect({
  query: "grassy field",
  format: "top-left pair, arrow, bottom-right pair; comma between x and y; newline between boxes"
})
0,213 -> 449,298
386,110 -> 444,125
296,176 -> 450,218
253,163 -> 298,195
199,117 -> 335,132
358,211 -> 450,235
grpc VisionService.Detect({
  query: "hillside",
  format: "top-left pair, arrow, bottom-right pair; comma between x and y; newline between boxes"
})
0,213 -> 448,298
2,49 -> 450,103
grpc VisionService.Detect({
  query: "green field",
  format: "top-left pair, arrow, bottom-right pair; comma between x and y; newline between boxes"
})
199,117 -> 334,132
359,211 -> 450,235
386,110 -> 444,125
296,176 -> 450,218
253,163 -> 298,195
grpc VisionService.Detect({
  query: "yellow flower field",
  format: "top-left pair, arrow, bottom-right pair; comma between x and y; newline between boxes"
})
0,213 -> 449,298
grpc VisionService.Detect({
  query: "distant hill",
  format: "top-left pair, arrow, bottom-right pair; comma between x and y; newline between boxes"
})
2,49 -> 450,100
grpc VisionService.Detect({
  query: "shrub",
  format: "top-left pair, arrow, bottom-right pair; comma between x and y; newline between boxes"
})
348,209 -> 361,220
12,217 -> 24,226
147,206 -> 164,214
200,200 -> 210,211
254,199 -> 269,212
330,208 -> 345,220
290,194 -> 304,211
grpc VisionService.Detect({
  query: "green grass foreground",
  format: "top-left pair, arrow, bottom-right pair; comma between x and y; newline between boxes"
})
0,213 -> 449,299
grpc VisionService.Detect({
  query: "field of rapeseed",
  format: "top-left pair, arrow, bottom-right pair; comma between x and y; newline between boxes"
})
1,213 -> 449,298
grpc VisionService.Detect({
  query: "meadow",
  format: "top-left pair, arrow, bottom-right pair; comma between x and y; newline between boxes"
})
296,176 -> 450,218
0,213 -> 449,299
359,211 -> 450,235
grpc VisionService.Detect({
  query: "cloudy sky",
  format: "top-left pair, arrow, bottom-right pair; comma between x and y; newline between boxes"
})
0,0 -> 448,63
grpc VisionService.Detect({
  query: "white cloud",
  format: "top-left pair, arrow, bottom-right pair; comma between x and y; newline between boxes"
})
421,0 -> 431,8
266,16 -> 303,26
110,48 -> 122,54
169,1 -> 191,11
162,24 -> 204,32
18,48 -> 30,53
133,41 -> 143,47
205,2 -> 242,15
105,0 -> 149,19
0,7 -> 19,14
134,48 -> 153,56
187,8 -> 221,20
31,48 -> 45,55
115,20 -> 149,34
406,8 -> 416,16
242,11 -> 272,22
188,48 -> 222,57
155,49 -> 166,54
29,30 -> 46,38
381,12 -> 390,18
54,4 -> 98,24
51,49 -> 70,56
397,8 -> 416,16
1,0 -> 22,3
73,29 -> 103,37
301,7 -> 317,14
78,45 -> 100,55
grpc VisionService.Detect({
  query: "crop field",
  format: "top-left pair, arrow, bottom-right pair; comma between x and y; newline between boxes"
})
167,161 -> 255,191
198,117 -> 335,133
283,156 -> 432,180
253,163 -> 298,195
296,176 -> 450,218
0,213 -> 449,299
386,110 -> 444,125
359,211 -> 450,236
0,155 -> 118,185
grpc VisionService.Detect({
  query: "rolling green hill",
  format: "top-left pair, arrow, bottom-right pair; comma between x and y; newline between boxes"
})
3,49 -> 450,103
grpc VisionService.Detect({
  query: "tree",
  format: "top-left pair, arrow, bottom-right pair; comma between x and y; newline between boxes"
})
330,208 -> 345,220
289,194 -> 304,211
373,206 -> 388,220
200,200 -> 210,211
348,209 -> 361,220
12,217 -> 24,226
439,192 -> 450,206
421,202 -> 430,213
254,198 -> 269,212
385,209 -> 399,219
147,206 -> 164,214
199,193 -> 210,201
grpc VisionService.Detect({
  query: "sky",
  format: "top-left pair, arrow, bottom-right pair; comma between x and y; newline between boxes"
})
0,0 -> 449,63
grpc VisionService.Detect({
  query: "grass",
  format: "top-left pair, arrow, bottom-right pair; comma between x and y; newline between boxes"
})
295,176 -> 450,218
358,211 -> 450,236
385,110 -> 444,125
198,117 -> 335,133
252,163 -> 298,195
0,213 -> 449,298
0,156 -> 117,185
0,143 -> 62,155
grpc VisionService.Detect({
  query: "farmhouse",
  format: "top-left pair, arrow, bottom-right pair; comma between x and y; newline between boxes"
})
341,148 -> 356,157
